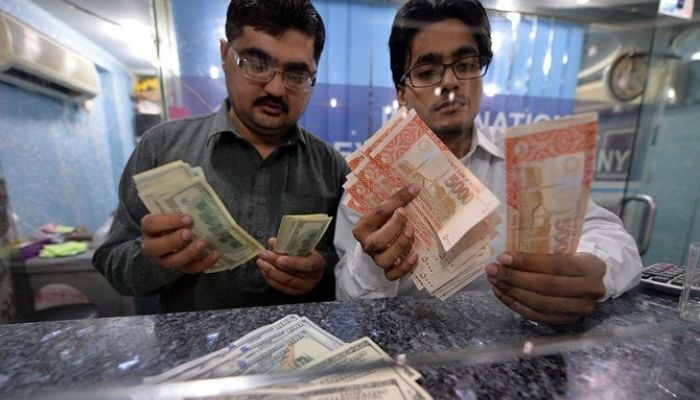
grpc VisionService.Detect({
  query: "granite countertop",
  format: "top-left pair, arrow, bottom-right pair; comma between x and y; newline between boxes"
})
0,288 -> 698,399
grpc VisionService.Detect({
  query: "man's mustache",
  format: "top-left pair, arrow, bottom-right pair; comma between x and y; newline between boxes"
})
253,96 -> 289,112
430,92 -> 469,112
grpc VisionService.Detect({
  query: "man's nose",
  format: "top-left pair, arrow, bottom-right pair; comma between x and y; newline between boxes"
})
441,66 -> 460,90
264,70 -> 286,97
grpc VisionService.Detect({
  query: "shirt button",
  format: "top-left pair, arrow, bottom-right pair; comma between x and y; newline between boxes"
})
258,198 -> 267,205
256,231 -> 265,239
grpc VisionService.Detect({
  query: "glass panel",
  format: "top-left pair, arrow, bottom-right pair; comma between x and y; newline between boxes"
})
1,1 -> 699,399
625,22 -> 700,265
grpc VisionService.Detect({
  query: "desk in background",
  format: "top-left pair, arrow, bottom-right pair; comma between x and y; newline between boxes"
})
10,249 -> 136,318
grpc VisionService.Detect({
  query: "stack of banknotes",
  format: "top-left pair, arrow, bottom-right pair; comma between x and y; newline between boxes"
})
133,161 -> 332,273
273,214 -> 333,256
144,314 -> 432,399
343,108 -> 501,300
505,112 -> 597,254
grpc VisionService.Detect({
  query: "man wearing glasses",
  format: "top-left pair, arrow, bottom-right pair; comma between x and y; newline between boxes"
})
334,0 -> 642,324
94,0 -> 349,312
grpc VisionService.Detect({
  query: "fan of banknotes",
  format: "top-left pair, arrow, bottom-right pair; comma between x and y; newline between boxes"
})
144,314 -> 432,399
133,161 -> 332,273
343,108 -> 501,300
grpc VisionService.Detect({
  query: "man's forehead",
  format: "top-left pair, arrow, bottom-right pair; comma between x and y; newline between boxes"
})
408,19 -> 479,61
234,26 -> 316,66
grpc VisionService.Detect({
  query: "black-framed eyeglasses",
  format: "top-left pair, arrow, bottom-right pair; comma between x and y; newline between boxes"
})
230,47 -> 316,92
400,55 -> 491,88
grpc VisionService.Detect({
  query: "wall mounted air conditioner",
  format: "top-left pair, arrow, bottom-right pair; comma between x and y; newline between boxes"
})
0,11 -> 100,101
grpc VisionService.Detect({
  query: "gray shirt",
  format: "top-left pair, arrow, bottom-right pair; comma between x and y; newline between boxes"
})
93,101 -> 349,312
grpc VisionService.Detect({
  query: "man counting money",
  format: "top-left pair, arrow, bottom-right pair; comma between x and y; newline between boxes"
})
94,0 -> 348,312
334,0 -> 642,324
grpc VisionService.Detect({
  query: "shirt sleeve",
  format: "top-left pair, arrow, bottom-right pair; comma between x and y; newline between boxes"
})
333,193 -> 400,299
92,132 -> 182,297
576,200 -> 643,301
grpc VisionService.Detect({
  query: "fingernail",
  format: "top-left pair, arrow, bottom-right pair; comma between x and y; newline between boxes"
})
396,208 -> 406,217
408,184 -> 419,195
181,215 -> 192,225
196,240 -> 206,250
278,257 -> 288,267
408,253 -> 418,264
485,263 -> 497,276
499,253 -> 514,265
261,250 -> 272,259
181,229 -> 191,241
211,251 -> 221,261
404,225 -> 414,238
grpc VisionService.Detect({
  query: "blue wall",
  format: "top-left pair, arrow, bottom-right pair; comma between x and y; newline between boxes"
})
168,0 -> 584,156
0,0 -> 135,238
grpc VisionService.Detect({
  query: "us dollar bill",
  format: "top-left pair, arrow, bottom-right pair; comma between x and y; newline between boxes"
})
274,214 -> 333,256
133,160 -> 264,273
208,378 -> 431,400
144,315 -> 343,383
304,337 -> 420,384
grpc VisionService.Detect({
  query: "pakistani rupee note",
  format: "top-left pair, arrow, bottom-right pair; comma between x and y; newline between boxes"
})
505,112 -> 597,254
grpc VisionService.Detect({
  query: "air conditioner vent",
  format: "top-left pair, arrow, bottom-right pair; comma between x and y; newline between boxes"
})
0,11 -> 100,101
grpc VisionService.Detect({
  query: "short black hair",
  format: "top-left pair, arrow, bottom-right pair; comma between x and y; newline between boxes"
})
225,0 -> 326,63
389,0 -> 493,88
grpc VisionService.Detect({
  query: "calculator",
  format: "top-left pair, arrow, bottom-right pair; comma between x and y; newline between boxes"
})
640,263 -> 687,294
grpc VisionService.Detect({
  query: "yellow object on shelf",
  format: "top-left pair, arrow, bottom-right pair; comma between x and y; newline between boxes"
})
39,241 -> 88,258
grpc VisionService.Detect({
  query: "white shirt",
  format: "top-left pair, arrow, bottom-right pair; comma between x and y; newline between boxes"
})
334,126 -> 642,301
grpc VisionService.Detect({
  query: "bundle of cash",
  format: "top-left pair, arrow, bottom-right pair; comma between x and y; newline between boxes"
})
133,161 -> 264,273
505,112 -> 597,254
273,214 -> 333,256
144,314 -> 432,399
343,108 -> 500,300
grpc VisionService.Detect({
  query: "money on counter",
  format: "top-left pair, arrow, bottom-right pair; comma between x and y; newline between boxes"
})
145,314 -> 433,400
133,160 -> 264,273
505,112 -> 597,254
343,107 -> 501,300
274,214 -> 333,256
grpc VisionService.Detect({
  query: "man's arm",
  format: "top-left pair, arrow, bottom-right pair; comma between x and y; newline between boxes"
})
333,187 -> 420,299
485,200 -> 643,324
92,135 -> 181,296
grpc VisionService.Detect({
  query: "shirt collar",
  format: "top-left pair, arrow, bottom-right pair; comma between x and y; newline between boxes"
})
207,99 -> 307,148
466,124 -> 505,160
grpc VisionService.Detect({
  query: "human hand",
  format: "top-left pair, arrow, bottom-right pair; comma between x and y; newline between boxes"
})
140,213 -> 221,274
485,252 -> 607,324
352,184 -> 420,281
257,238 -> 326,296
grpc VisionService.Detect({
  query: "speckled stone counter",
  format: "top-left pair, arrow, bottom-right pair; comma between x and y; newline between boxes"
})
0,288 -> 698,399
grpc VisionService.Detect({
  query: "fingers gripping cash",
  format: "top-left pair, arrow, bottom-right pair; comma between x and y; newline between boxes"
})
347,109 -> 600,303
345,108 -> 501,300
133,161 -> 332,274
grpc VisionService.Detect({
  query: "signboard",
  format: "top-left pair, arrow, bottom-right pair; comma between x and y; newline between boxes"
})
659,0 -> 695,19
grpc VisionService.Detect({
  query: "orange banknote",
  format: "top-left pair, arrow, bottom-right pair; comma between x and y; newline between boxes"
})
505,112 -> 598,254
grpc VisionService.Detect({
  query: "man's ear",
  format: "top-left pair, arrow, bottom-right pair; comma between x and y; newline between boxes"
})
219,38 -> 228,67
396,85 -> 408,107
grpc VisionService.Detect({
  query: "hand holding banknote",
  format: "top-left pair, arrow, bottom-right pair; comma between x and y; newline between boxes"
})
351,185 -> 420,281
485,252 -> 606,325
257,238 -> 327,296
140,213 -> 222,274
490,112 -> 606,324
